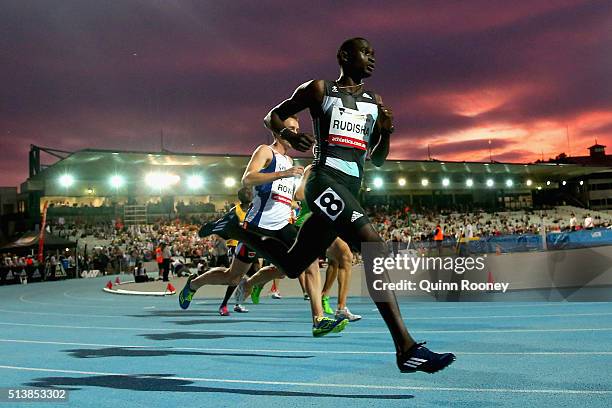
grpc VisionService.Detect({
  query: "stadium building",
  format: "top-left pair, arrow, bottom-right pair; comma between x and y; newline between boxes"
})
16,144 -> 612,227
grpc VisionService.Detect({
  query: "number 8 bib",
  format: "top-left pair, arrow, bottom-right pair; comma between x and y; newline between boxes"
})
314,187 -> 345,221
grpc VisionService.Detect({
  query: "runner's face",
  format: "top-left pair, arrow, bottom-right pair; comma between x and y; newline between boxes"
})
347,40 -> 375,78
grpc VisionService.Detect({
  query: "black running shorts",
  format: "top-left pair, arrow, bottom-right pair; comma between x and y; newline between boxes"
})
305,166 -> 371,232
235,223 -> 298,263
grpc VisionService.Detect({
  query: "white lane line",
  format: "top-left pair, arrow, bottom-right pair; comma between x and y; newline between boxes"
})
2,321 -> 612,334
0,310 -> 307,323
2,307 -> 612,322
0,365 -> 610,395
406,312 -> 612,320
63,291 -> 115,302
2,338 -> 612,356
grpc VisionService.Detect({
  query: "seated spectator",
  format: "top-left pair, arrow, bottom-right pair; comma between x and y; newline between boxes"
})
133,261 -> 150,283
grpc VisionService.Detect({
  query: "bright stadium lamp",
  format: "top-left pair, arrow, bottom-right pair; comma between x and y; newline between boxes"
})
579,180 -> 584,186
397,177 -> 406,187
526,179 -> 533,186
224,177 -> 236,187
187,175 -> 204,189
465,178 -> 474,188
373,177 -> 383,188
421,178 -> 429,187
145,172 -> 158,187
442,178 -> 450,187
505,179 -> 513,187
109,175 -> 125,188
486,179 -> 494,187
546,180 -> 551,186
59,174 -> 74,187
562,180 -> 567,186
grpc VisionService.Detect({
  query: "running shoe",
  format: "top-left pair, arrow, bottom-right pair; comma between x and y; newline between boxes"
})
312,316 -> 349,337
234,304 -> 249,313
178,274 -> 197,310
303,293 -> 310,301
234,277 -> 248,304
251,284 -> 263,304
397,342 -> 456,374
218,305 -> 230,316
335,307 -> 362,322
199,208 -> 240,239
322,295 -> 334,315
271,291 -> 282,299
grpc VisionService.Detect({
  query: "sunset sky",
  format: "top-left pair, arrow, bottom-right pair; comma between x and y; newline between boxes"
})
1,0 -> 611,187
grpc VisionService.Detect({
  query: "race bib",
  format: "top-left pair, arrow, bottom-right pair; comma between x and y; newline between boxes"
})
328,106 -> 372,150
271,176 -> 294,206
314,187 -> 345,221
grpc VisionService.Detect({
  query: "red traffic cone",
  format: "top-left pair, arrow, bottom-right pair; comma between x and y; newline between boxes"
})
115,276 -> 121,285
105,281 -> 113,289
166,283 -> 176,292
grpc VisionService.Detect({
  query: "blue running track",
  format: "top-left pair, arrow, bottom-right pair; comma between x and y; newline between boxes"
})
1,275 -> 611,407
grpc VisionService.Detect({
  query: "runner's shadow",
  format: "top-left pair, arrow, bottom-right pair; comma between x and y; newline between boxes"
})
139,332 -> 314,341
169,319 -> 301,325
26,375 -> 413,399
129,311 -> 222,318
64,347 -> 312,359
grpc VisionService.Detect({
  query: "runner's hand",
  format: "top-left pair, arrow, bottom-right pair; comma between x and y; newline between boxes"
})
283,166 -> 305,178
281,129 -> 315,152
378,104 -> 394,134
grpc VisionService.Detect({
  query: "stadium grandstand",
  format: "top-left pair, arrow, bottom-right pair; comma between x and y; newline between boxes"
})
13,143 -> 612,228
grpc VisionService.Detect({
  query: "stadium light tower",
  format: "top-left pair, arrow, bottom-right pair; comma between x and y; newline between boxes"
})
397,177 -> 406,187
442,178 -> 450,187
187,175 -> 204,190
465,178 -> 474,188
109,175 -> 125,189
59,174 -> 74,188
421,178 -> 429,187
373,177 -> 383,188
486,178 -> 494,187
224,177 -> 237,188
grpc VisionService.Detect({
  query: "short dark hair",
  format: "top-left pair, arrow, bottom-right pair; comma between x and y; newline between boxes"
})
337,37 -> 369,64
237,187 -> 251,204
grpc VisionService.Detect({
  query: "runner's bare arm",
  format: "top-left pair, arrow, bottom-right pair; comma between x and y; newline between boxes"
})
294,164 -> 313,202
264,80 -> 325,152
369,94 -> 394,167
242,145 -> 304,188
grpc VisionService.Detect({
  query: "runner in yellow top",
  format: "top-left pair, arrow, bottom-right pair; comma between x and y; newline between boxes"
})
217,187 -> 255,315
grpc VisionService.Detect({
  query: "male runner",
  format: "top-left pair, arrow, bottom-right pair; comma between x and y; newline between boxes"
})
218,187 -> 254,316
236,164 -> 361,321
201,38 -> 455,373
181,116 -> 348,336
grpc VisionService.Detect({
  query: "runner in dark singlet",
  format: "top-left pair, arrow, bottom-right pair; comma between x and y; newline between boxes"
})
200,38 -> 455,373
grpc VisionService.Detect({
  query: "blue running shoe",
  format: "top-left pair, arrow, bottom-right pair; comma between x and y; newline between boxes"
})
178,274 -> 197,310
397,342 -> 455,373
312,316 -> 349,337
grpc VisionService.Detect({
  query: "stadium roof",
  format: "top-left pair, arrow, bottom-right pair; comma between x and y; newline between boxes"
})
30,148 -> 611,181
